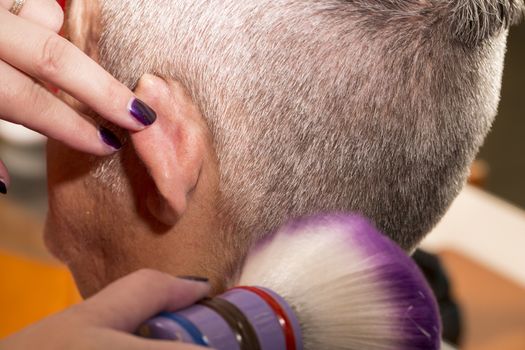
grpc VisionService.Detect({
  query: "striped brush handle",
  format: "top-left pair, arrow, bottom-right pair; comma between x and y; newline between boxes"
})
138,287 -> 303,350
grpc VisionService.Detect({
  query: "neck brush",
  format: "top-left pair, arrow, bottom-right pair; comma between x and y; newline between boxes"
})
139,213 -> 442,350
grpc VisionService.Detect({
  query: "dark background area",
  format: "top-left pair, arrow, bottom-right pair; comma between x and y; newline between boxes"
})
478,23 -> 525,209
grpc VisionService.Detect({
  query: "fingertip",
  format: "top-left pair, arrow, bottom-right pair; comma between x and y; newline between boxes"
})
20,0 -> 65,33
163,276 -> 211,312
0,180 -> 7,195
0,160 -> 10,194
54,123 -> 121,157
98,126 -> 123,152
128,97 -> 157,127
177,276 -> 210,283
45,0 -> 65,33
176,275 -> 212,293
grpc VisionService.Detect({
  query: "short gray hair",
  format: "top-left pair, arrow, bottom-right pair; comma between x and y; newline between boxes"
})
74,0 -> 523,256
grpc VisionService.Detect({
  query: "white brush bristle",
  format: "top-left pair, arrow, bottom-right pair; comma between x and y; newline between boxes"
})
239,214 -> 441,350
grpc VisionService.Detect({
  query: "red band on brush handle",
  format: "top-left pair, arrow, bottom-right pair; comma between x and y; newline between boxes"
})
235,286 -> 297,350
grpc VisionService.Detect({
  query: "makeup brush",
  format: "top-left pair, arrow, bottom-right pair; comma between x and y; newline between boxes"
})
139,213 -> 441,350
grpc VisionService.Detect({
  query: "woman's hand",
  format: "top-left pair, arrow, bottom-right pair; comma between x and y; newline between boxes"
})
0,269 -> 211,350
0,0 -> 157,191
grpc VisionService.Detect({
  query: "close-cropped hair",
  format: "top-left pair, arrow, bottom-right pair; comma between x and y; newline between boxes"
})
68,0 -> 524,260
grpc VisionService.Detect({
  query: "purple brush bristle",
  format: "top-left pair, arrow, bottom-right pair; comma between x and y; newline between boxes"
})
330,214 -> 441,349
240,213 -> 442,350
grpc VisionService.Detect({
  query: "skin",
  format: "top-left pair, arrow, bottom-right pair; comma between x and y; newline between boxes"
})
40,0 -> 230,299
0,1 -> 210,348
45,75 -> 226,297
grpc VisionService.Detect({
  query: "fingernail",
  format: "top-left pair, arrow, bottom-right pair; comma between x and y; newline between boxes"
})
99,126 -> 122,150
178,276 -> 209,283
0,180 -> 7,195
129,98 -> 157,126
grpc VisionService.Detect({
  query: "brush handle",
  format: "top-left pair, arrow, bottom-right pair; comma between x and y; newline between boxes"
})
138,287 -> 303,350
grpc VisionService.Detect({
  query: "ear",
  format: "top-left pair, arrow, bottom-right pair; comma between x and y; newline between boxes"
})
61,0 -> 101,111
131,75 -> 207,226
65,0 -> 101,60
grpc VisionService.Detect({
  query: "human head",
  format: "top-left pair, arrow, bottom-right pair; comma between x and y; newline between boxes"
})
45,0 -> 524,296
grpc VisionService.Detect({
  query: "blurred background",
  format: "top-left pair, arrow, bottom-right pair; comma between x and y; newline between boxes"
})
477,22 -> 525,209
0,6 -> 524,350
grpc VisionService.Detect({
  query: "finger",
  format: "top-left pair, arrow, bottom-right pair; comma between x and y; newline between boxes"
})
0,60 -> 120,155
0,11 -> 157,132
0,0 -> 64,32
0,157 -> 10,193
93,329 -> 211,350
78,269 -> 210,332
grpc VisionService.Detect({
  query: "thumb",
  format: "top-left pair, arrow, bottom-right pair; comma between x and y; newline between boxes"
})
76,269 -> 210,332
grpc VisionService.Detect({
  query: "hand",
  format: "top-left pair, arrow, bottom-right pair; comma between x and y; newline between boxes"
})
0,269 -> 211,350
0,0 -> 157,191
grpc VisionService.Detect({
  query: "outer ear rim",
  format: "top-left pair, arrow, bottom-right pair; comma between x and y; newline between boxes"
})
131,75 -> 206,227
65,0 -> 101,59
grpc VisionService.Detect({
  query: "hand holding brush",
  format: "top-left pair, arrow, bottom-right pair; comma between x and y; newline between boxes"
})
140,213 -> 441,350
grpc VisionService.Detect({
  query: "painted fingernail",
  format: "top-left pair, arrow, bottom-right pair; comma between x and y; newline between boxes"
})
129,98 -> 157,126
0,180 -> 7,195
178,276 -> 209,283
99,126 -> 122,150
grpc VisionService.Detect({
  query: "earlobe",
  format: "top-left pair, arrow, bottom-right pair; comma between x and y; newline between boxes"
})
131,75 -> 206,226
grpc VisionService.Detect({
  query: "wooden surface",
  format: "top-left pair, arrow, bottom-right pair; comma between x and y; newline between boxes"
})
0,197 -> 52,262
0,198 -> 80,338
0,250 -> 80,338
439,250 -> 525,350
423,186 -> 525,349
423,185 -> 525,289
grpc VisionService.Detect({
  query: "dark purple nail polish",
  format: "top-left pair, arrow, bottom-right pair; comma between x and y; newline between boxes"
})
178,276 -> 209,283
129,98 -> 157,126
0,180 -> 7,195
99,126 -> 122,150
